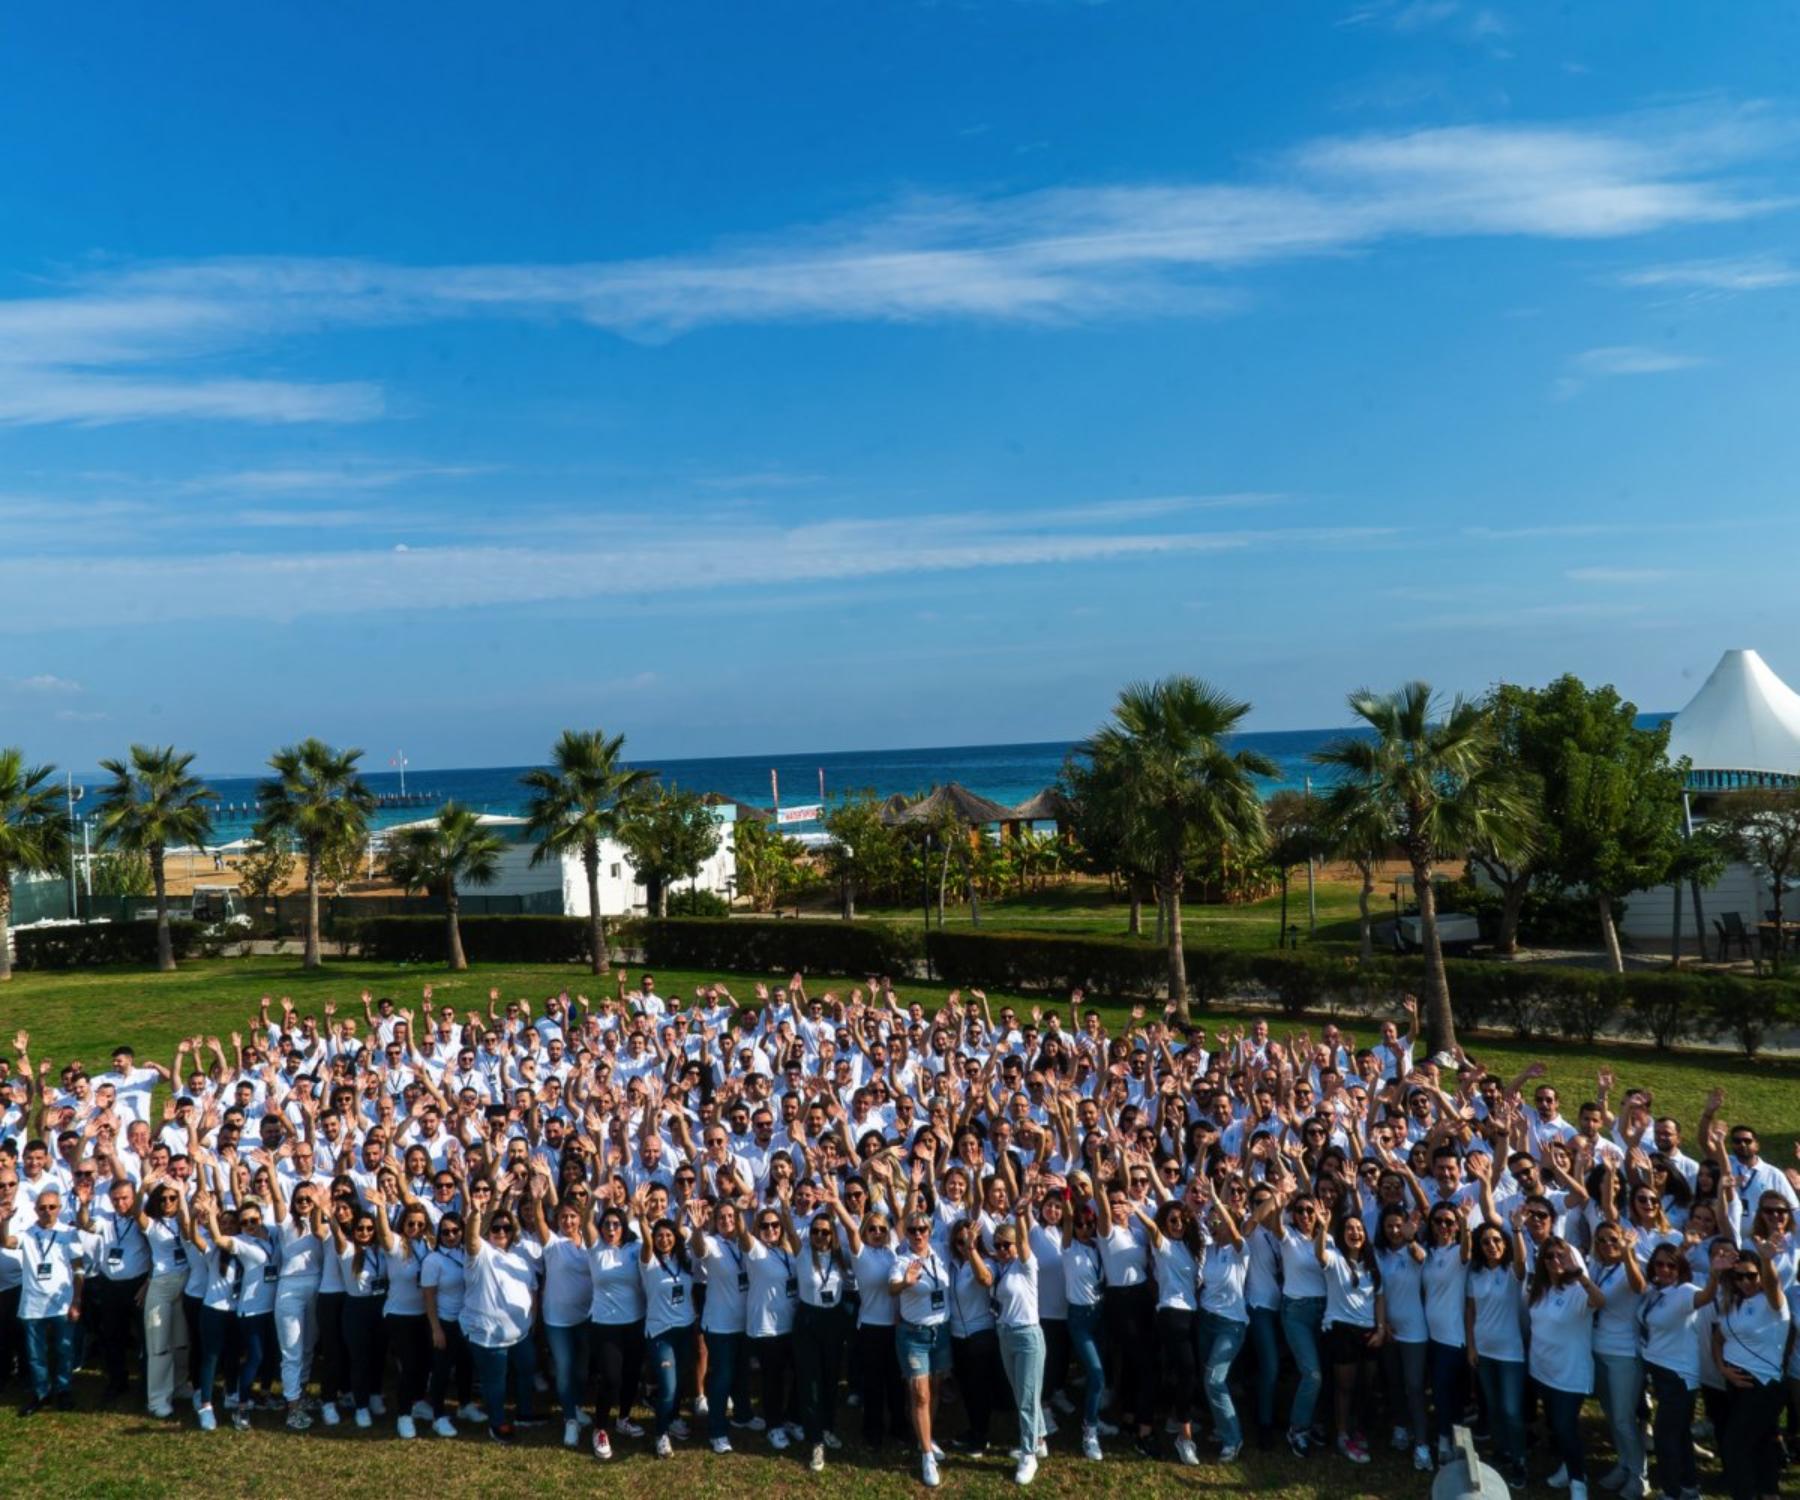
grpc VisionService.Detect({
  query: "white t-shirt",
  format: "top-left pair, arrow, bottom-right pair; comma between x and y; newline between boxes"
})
854,1245 -> 898,1327
991,1256 -> 1039,1328
1638,1280 -> 1700,1388
1277,1227 -> 1326,1300
461,1243 -> 539,1348
421,1246 -> 467,1322
1528,1282 -> 1595,1394
7,1225 -> 95,1318
588,1242 -> 647,1325
1152,1238 -> 1199,1313
539,1236 -> 593,1328
1376,1247 -> 1427,1343
384,1237 -> 430,1318
1423,1244 -> 1469,1347
1321,1243 -> 1377,1329
697,1235 -> 749,1335
640,1252 -> 697,1338
1467,1266 -> 1524,1362
744,1239 -> 798,1337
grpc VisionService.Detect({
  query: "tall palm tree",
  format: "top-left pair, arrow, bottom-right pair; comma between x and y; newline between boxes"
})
1081,677 -> 1276,1020
1318,780 -> 1394,963
0,749 -> 70,983
520,729 -> 652,974
1312,683 -> 1533,1054
254,739 -> 374,969
385,802 -> 505,971
95,745 -> 218,972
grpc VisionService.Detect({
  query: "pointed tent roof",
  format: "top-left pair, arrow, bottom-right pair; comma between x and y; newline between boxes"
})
1667,649 -> 1800,784
1010,787 -> 1071,823
890,782 -> 1016,826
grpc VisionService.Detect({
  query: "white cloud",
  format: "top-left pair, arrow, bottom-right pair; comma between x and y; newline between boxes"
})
1617,254 -> 1800,292
8,673 -> 83,694
0,106 -> 1780,424
1554,343 -> 1708,396
1565,566 -> 1676,583
0,513 -> 1393,630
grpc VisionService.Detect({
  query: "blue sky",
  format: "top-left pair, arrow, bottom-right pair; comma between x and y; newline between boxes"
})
3,1 -> 1798,773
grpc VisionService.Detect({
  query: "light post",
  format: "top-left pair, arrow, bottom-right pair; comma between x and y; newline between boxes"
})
65,773 -> 84,918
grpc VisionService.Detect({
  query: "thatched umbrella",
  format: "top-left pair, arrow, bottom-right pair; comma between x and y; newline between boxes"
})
1008,786 -> 1071,832
700,791 -> 770,823
891,783 -> 1013,925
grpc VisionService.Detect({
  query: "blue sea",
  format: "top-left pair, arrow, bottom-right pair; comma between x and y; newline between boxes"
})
184,716 -> 1673,842
187,729 -> 1354,842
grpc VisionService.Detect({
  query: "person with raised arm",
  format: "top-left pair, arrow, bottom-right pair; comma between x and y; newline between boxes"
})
462,1186 -> 542,1442
637,1187 -> 698,1458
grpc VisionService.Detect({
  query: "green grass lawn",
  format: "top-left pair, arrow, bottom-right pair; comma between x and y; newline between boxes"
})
4,955 -> 1797,1496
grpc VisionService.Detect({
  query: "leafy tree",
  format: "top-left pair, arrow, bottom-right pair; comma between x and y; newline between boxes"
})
1467,685 -> 1546,955
314,823 -> 368,896
254,739 -> 375,969
1060,744 -> 1160,936
237,837 -> 296,903
1717,789 -> 1800,973
0,748 -> 70,983
384,802 -> 506,971
1518,677 -> 1684,973
89,850 -> 154,897
1263,790 -> 1319,948
731,815 -> 810,912
520,729 -> 652,973
1313,683 -> 1532,1054
823,790 -> 907,920
94,745 -> 218,969
1317,780 -> 1394,963
1079,677 -> 1275,1019
617,783 -> 721,917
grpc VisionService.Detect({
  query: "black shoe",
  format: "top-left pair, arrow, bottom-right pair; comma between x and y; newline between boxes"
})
950,1434 -> 985,1454
1135,1433 -> 1159,1460
19,1398 -> 44,1417
489,1423 -> 517,1444
54,1392 -> 73,1412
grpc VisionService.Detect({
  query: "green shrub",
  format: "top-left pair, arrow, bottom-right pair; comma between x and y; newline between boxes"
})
13,920 -> 204,970
1620,971 -> 1696,1049
923,931 -> 1171,999
665,889 -> 731,918
638,918 -> 922,978
342,915 -> 594,965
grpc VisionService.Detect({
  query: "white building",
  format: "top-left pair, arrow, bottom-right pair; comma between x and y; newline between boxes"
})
1620,649 -> 1800,946
377,806 -> 738,917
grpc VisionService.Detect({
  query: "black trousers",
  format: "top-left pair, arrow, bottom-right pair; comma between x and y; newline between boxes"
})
316,1291 -> 348,1401
1156,1306 -> 1200,1425
341,1296 -> 386,1411
92,1274 -> 148,1392
1103,1284 -> 1155,1425
1720,1377 -> 1785,1500
951,1328 -> 1004,1446
1041,1316 -> 1069,1402
428,1321 -> 473,1415
750,1332 -> 795,1428
793,1302 -> 850,1445
856,1320 -> 907,1448
0,1286 -> 20,1393
591,1319 -> 645,1427
387,1312 -> 431,1412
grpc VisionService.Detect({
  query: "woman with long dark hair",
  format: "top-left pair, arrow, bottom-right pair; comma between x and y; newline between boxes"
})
421,1210 -> 474,1437
1639,1242 -> 1702,1500
794,1200 -> 855,1470
462,1193 -> 544,1442
1058,1178 -> 1109,1461
690,1196 -> 751,1453
1316,1199 -> 1382,1465
1465,1215 -> 1525,1488
585,1200 -> 647,1460
135,1172 -> 192,1420
1133,1184 -> 1203,1465
638,1193 -> 699,1458
1709,1236 -> 1790,1500
1526,1236 -> 1605,1500
1372,1203 -> 1430,1472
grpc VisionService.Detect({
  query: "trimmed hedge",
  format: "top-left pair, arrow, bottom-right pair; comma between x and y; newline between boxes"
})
342,915 -> 594,965
922,930 -> 1172,997
13,920 -> 204,970
637,918 -> 922,977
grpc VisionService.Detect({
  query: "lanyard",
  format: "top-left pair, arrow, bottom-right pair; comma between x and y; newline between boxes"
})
30,1229 -> 57,1267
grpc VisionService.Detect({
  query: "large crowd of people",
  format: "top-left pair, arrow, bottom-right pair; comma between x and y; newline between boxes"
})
0,972 -> 1796,1498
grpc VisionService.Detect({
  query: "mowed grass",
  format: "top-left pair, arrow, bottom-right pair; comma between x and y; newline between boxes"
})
4,956 -> 1800,1497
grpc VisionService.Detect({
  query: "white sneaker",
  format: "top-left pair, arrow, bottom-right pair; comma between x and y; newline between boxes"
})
459,1403 -> 488,1425
1175,1436 -> 1200,1466
810,1444 -> 826,1472
1571,1485 -> 1589,1500
411,1400 -> 434,1421
198,1405 -> 217,1432
1082,1425 -> 1103,1462
149,1403 -> 174,1419
354,1408 -> 373,1429
368,1394 -> 386,1417
1034,1438 -> 1048,1458
1015,1454 -> 1038,1486
694,1394 -> 710,1417
770,1427 -> 791,1450
822,1429 -> 843,1450
433,1416 -> 458,1438
921,1452 -> 941,1488
320,1402 -> 340,1427
1415,1445 -> 1434,1472
1051,1390 -> 1075,1416
1220,1441 -> 1242,1462
577,1408 -> 594,1426
711,1436 -> 732,1454
733,1415 -> 766,1432
669,1417 -> 691,1440
396,1414 -> 417,1439
617,1416 -> 645,1437
564,1419 -> 581,1448
1549,1467 -> 1571,1491
1096,1418 -> 1120,1437
655,1433 -> 673,1459
593,1430 -> 614,1460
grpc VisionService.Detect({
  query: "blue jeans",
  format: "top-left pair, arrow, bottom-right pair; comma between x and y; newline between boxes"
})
1646,1363 -> 1698,1499
704,1329 -> 746,1441
1066,1304 -> 1105,1426
1594,1351 -> 1647,1485
469,1337 -> 540,1433
997,1323 -> 1046,1453
648,1323 -> 696,1438
1279,1295 -> 1324,1433
1247,1305 -> 1282,1430
21,1316 -> 76,1400
1476,1355 -> 1525,1471
1542,1384 -> 1587,1483
234,1312 -> 273,1404
545,1322 -> 589,1420
1428,1339 -> 1467,1448
1198,1311 -> 1249,1448
194,1305 -> 233,1409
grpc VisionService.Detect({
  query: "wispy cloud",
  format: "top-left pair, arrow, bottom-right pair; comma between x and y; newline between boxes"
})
0,105 -> 1782,425
0,510 -> 1394,630
1616,253 -> 1800,292
1554,343 -> 1708,396
6,673 -> 84,694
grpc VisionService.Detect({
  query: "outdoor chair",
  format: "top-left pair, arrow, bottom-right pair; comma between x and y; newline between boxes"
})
1716,912 -> 1755,961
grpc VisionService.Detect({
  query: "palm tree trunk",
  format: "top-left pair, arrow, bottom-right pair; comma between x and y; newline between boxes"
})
843,875 -> 856,921
446,885 -> 467,971
1357,859 -> 1374,963
1496,880 -> 1527,956
1413,853 -> 1454,1054
1770,878 -> 1785,975
304,852 -> 322,969
584,844 -> 606,974
0,872 -> 12,982
1128,885 -> 1142,937
654,878 -> 668,918
1154,883 -> 1165,947
1598,893 -> 1624,974
153,849 -> 176,972
968,850 -> 980,929
1167,856 -> 1190,1022
938,846 -> 951,926
1278,871 -> 1289,948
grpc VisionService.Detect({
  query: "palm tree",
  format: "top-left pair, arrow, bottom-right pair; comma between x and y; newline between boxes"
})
520,729 -> 652,974
94,745 -> 218,972
1312,683 -> 1533,1054
385,802 -> 505,971
254,739 -> 374,969
0,749 -> 70,983
1318,781 -> 1394,963
1081,677 -> 1276,1019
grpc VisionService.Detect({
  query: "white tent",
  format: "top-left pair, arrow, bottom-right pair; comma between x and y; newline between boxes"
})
1666,649 -> 1800,789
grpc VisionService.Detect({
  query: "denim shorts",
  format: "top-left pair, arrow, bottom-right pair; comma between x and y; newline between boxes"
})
895,1319 -> 951,1380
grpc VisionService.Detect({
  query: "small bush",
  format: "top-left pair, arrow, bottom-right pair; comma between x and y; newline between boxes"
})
923,931 -> 1173,999
639,918 -> 922,978
13,920 -> 204,970
342,915 -> 594,965
665,889 -> 731,918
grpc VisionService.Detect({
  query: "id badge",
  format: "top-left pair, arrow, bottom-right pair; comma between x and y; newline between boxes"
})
370,1277 -> 390,1296
35,1262 -> 53,1281
173,1243 -> 188,1266
784,1276 -> 798,1298
670,1283 -> 687,1305
820,1288 -> 836,1306
928,1287 -> 945,1311
107,1248 -> 124,1271
737,1271 -> 750,1293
